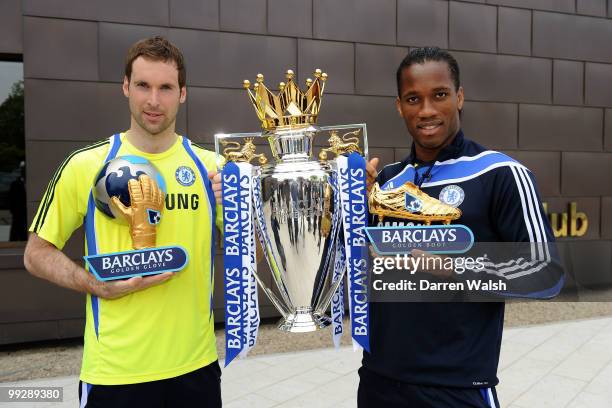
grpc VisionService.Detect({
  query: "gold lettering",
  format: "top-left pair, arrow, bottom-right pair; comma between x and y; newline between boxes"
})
569,202 -> 588,237
550,213 -> 568,238
543,201 -> 588,238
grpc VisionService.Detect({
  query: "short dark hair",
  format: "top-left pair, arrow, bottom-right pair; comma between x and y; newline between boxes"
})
396,47 -> 460,96
125,36 -> 186,89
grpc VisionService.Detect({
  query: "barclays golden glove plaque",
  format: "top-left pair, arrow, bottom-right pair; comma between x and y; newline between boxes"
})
83,155 -> 188,281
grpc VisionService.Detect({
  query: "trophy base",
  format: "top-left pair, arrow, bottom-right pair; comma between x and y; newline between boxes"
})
277,309 -> 331,333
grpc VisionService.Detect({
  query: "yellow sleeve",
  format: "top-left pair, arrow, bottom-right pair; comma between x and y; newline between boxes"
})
29,155 -> 87,249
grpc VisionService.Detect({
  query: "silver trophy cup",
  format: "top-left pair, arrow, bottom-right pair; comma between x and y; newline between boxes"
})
218,69 -> 367,333
253,125 -> 343,332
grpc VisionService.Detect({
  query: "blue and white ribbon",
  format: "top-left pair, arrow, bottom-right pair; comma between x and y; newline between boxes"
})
337,153 -> 370,352
331,240 -> 346,349
222,161 -> 259,366
240,212 -> 260,358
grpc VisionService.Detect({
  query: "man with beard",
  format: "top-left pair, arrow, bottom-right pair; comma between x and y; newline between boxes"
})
25,37 -> 222,407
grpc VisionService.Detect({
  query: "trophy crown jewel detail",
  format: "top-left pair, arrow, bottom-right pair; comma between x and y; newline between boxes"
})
243,69 -> 327,131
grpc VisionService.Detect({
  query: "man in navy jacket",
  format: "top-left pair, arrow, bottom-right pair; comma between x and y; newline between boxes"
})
359,47 -> 564,408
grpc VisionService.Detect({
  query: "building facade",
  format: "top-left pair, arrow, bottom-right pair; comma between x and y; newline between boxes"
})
1,0 -> 612,344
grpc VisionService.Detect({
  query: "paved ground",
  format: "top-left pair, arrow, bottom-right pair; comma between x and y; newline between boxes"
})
4,300 -> 612,383
2,316 -> 612,407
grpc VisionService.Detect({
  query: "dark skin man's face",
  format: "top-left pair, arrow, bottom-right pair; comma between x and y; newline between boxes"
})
396,60 -> 464,162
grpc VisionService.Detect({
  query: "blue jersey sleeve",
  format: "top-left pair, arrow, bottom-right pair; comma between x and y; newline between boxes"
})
462,165 -> 565,299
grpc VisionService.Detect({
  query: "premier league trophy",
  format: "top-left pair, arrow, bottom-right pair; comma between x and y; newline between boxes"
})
218,69 -> 370,365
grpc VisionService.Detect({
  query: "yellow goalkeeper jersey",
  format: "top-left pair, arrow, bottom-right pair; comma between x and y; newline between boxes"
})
30,133 -> 222,385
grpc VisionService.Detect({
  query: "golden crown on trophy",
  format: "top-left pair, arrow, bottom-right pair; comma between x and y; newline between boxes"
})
243,69 -> 327,131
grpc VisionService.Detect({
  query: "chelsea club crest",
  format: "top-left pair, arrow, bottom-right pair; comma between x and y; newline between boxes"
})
439,185 -> 465,208
175,166 -> 196,186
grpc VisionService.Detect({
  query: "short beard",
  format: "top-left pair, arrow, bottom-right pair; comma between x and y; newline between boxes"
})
136,116 -> 172,136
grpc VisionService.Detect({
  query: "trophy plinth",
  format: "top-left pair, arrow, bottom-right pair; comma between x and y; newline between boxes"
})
278,307 -> 332,333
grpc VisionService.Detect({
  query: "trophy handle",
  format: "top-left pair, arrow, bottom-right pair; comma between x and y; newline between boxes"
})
251,268 -> 290,318
221,137 -> 268,165
321,183 -> 333,237
318,129 -> 363,160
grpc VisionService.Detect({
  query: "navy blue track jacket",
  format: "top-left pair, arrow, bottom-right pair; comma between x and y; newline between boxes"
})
363,130 -> 564,388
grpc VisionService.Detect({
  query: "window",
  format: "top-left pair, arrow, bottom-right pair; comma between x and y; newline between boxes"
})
0,60 -> 25,242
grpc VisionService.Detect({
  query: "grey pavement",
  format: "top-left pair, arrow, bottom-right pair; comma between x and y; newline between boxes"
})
2,317 -> 612,407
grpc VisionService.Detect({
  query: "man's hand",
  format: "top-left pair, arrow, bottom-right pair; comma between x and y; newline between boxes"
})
209,170 -> 222,206
110,174 -> 164,249
24,233 -> 174,300
88,272 -> 174,300
366,157 -> 379,195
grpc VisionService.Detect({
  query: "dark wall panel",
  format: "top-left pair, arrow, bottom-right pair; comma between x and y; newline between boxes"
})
518,105 -> 603,151
169,0 -> 219,30
23,0 -> 170,26
0,0 -> 23,54
504,151 -> 560,197
23,0 -> 101,21
0,269 -> 85,322
314,0 -> 396,45
461,102 -> 518,150
498,7 -> 531,56
455,52 -> 551,104
169,29 -> 296,88
605,110 -> 612,151
562,152 -> 612,196
449,1 -> 497,53
486,0 -> 575,13
576,0 -> 607,17
24,17 -> 98,81
99,24 -> 169,83
25,78 -> 187,143
355,44 -> 408,97
585,63 -> 612,107
25,79 -> 187,141
563,241 -> 612,288
268,0 -> 312,38
553,60 -> 584,106
220,0 -> 267,34
321,94 -> 407,148
603,197 -> 612,239
397,0 -> 448,48
298,39 -> 354,95
533,11 -> 612,64
26,80 -> 128,141
187,87 -> 260,144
